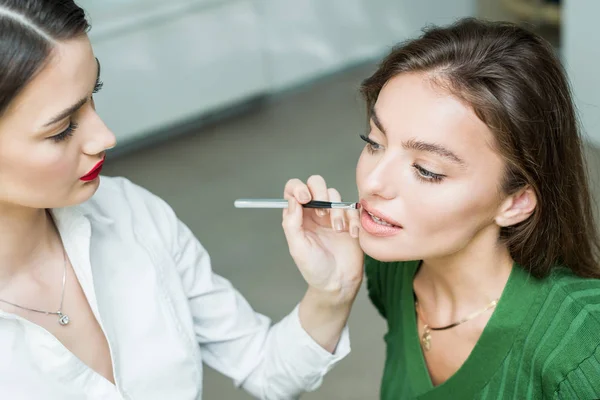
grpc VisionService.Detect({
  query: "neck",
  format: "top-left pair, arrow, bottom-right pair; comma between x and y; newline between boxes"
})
0,204 -> 57,284
413,226 -> 513,325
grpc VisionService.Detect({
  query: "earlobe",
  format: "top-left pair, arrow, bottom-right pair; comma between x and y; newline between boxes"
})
495,186 -> 537,227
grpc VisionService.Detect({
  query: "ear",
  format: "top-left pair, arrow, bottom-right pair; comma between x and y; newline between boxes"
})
495,186 -> 537,227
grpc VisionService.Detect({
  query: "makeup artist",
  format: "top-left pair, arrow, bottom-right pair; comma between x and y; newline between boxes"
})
0,1 -> 362,398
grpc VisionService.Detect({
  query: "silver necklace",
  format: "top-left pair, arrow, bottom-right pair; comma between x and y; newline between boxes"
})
0,247 -> 70,326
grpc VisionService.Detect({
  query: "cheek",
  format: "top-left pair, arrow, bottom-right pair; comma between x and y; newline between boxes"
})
0,140 -> 74,184
355,150 -> 372,190
36,154 -> 73,181
406,180 -> 500,240
362,183 -> 500,262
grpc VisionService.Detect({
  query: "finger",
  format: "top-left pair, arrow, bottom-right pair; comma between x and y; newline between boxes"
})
284,178 -> 312,204
307,175 -> 329,217
327,188 -> 346,232
347,207 -> 361,238
282,196 -> 305,259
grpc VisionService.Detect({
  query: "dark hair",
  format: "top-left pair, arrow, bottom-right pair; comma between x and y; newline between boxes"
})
0,0 -> 89,116
361,18 -> 600,279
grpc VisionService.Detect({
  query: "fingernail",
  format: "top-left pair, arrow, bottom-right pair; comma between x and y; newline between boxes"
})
334,219 -> 344,232
351,226 -> 359,237
317,209 -> 327,217
300,191 -> 311,203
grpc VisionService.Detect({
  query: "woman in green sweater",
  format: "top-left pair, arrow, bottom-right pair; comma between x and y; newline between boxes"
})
283,18 -> 600,399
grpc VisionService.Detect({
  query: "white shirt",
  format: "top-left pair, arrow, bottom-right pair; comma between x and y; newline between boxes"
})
0,177 -> 350,400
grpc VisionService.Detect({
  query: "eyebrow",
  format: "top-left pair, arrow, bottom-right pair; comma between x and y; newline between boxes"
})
404,139 -> 466,166
44,58 -> 101,127
370,106 -> 466,166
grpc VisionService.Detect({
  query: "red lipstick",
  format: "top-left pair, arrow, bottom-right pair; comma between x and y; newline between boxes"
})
80,158 -> 105,182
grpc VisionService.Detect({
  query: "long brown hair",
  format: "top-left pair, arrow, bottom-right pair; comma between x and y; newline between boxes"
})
361,18 -> 600,279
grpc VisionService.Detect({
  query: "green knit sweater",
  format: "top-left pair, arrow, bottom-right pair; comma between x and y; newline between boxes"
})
365,257 -> 600,399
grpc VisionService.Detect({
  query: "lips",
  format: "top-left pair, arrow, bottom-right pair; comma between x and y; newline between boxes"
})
359,200 -> 403,237
80,158 -> 105,182
360,200 -> 403,227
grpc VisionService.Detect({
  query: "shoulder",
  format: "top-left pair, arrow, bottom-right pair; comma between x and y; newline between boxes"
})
535,268 -> 600,344
364,256 -> 418,319
532,268 -> 600,396
546,268 -> 600,321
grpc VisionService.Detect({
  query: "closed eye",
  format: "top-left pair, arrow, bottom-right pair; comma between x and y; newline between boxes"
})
93,79 -> 103,94
50,122 -> 78,143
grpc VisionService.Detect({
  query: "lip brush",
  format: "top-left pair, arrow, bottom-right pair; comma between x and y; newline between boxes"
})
234,199 -> 359,210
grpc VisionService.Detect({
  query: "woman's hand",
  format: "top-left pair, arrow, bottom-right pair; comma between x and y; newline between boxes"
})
282,175 -> 363,305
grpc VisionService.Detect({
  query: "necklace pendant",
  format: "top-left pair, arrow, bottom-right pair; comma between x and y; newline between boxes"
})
421,326 -> 431,351
57,312 -> 70,326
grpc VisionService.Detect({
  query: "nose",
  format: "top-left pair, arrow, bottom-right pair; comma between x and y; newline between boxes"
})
360,155 -> 399,200
81,112 -> 117,156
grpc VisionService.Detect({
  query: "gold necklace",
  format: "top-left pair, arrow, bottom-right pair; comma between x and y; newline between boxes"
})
415,298 -> 498,351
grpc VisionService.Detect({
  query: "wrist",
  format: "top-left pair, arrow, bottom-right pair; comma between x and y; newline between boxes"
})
298,285 -> 358,354
305,281 -> 361,309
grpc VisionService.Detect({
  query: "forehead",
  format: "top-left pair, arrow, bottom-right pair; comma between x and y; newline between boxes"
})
375,72 -> 497,155
1,35 -> 96,129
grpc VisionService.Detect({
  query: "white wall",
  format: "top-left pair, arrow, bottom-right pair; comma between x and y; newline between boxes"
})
563,0 -> 600,147
80,0 -> 475,145
81,0 -> 267,145
258,0 -> 475,91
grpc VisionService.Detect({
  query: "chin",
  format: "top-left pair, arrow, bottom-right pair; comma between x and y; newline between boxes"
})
62,178 -> 101,207
359,234 -> 420,262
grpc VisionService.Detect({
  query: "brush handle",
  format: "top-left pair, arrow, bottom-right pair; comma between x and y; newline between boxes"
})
234,199 -> 358,209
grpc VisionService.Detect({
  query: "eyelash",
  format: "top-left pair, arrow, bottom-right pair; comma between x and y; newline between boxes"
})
359,134 -> 445,184
51,122 -> 79,143
93,80 -> 104,94
412,163 -> 444,183
360,134 -> 382,153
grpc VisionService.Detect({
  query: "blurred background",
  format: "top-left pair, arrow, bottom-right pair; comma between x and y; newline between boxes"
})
78,0 -> 599,398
